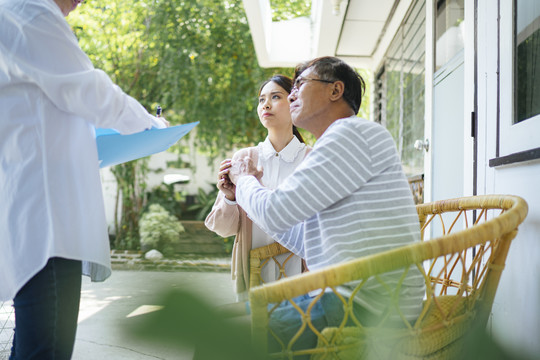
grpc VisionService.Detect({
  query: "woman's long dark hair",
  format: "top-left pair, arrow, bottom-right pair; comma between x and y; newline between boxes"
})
258,75 -> 305,144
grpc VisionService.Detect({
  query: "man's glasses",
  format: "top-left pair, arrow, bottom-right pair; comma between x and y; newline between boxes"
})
291,77 -> 335,94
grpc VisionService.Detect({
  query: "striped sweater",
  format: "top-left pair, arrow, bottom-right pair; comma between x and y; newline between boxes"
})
236,116 -> 425,321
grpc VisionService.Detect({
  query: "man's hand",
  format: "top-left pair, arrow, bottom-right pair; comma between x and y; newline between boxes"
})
228,157 -> 263,185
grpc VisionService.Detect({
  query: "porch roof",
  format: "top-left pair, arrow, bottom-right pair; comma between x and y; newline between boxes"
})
242,0 -> 413,69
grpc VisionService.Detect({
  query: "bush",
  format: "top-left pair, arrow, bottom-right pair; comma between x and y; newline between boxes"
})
140,204 -> 185,256
145,183 -> 185,220
186,186 -> 219,221
222,235 -> 234,254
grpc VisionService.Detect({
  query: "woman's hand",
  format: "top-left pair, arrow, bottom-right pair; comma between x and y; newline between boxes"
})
216,159 -> 236,201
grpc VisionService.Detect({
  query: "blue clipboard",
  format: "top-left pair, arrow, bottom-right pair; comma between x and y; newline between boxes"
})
96,122 -> 199,168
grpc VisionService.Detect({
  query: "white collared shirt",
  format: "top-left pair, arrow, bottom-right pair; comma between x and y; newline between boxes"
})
0,0 -> 164,301
251,136 -> 308,284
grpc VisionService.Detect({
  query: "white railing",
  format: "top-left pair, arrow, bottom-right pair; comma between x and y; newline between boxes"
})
0,301 -> 14,359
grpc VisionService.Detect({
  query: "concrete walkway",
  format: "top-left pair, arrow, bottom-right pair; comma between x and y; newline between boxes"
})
73,270 -> 236,359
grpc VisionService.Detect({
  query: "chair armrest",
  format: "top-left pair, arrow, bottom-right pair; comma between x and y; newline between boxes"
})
249,194 -> 527,311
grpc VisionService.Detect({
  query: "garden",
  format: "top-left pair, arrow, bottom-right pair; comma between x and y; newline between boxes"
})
68,0 -> 297,260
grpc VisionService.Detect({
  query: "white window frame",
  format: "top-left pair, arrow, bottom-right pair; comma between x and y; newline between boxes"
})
498,0 -> 540,157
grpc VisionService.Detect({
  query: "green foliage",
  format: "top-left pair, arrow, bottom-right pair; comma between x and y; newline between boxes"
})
71,1 -> 162,250
270,0 -> 311,21
145,183 -> 185,220
145,0 -> 286,157
111,159 -> 149,250
357,67 -> 372,120
70,0 -> 371,158
69,0 -> 284,249
70,0 -> 290,160
187,186 -> 219,221
71,1 -> 159,105
182,185 -> 234,253
139,203 -> 185,256
222,235 -> 234,254
128,289 -> 267,359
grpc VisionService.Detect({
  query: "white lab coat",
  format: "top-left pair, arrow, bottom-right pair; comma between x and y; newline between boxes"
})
0,0 -> 164,301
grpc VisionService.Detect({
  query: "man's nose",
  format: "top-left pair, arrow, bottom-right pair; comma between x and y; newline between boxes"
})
288,92 -> 297,103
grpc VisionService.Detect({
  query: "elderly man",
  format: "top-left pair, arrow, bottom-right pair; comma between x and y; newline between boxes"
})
228,56 -> 424,349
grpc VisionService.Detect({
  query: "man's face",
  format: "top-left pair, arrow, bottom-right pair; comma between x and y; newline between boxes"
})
287,67 -> 332,135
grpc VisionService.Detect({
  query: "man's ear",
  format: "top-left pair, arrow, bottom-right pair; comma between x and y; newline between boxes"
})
329,81 -> 345,102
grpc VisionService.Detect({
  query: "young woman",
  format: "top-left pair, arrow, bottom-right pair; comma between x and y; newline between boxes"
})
205,75 -> 310,300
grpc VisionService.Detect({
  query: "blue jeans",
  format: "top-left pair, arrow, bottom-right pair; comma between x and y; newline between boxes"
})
10,257 -> 82,360
267,292 -> 377,355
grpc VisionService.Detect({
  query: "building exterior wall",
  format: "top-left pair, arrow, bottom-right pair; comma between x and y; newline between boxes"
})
476,1 -> 540,356
377,0 -> 539,356
373,0 -> 426,178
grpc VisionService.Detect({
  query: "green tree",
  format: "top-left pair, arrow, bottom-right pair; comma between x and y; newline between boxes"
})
69,0 -> 287,249
71,0 -> 161,250
270,0 -> 311,21
145,0 -> 283,156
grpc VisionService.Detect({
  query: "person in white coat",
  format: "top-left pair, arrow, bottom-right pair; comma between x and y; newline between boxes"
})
0,0 -> 168,358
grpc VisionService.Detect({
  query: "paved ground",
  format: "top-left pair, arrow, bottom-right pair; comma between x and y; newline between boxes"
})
73,270 -> 236,360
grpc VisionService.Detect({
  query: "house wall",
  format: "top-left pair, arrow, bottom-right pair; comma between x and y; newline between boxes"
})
486,164 -> 540,357
476,0 -> 540,357
393,0 -> 539,356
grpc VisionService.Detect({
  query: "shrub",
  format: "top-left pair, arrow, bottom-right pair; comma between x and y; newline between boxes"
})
186,186 -> 219,221
222,235 -> 234,254
139,204 -> 185,256
144,183 -> 185,220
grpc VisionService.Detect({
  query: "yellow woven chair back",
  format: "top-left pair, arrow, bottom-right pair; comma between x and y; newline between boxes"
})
250,242 -> 298,289
248,195 -> 528,359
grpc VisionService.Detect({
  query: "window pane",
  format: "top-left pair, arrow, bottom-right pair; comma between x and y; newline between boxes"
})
435,0 -> 464,71
375,0 -> 425,176
515,0 -> 540,123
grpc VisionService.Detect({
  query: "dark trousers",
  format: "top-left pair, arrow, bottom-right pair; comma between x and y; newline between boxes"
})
10,257 -> 82,360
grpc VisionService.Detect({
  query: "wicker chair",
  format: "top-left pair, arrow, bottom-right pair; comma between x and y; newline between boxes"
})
248,195 -> 528,359
408,174 -> 424,205
250,242 -> 296,289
